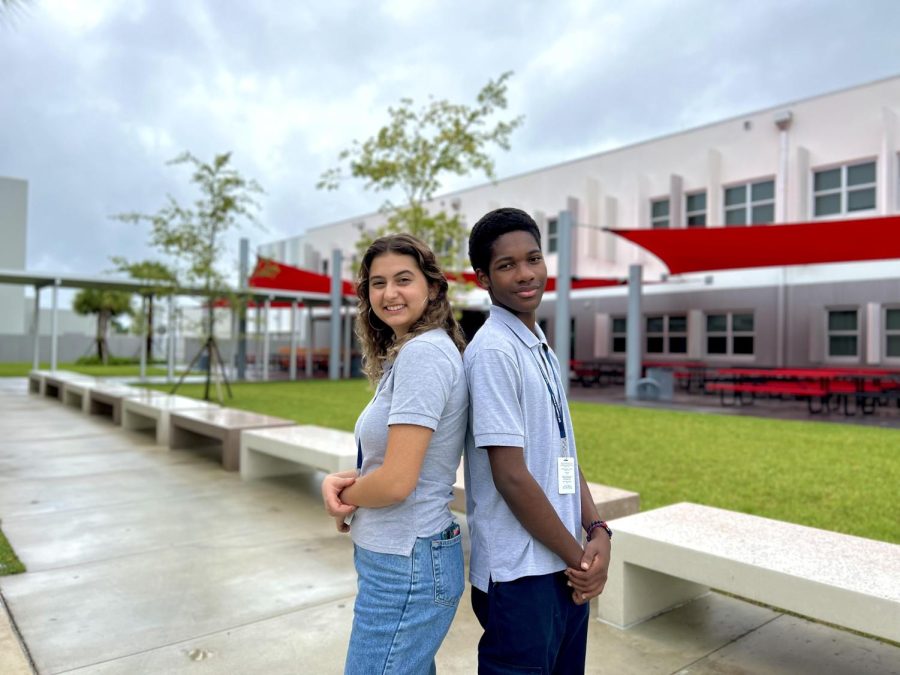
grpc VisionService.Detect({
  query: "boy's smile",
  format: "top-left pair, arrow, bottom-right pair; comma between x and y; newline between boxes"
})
476,230 -> 547,329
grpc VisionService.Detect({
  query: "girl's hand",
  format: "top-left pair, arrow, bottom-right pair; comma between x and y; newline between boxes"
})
335,515 -> 351,533
322,472 -> 358,518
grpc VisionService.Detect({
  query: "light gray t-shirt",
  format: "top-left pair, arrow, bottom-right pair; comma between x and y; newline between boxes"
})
351,328 -> 468,556
464,305 -> 582,592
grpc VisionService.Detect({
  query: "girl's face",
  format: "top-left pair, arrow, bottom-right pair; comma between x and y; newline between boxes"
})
368,252 -> 433,337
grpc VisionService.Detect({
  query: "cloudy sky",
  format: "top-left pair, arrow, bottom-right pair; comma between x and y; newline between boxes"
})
3,0 -> 900,286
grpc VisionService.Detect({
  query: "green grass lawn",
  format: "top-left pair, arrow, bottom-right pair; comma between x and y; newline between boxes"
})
155,380 -> 900,543
0,362 -> 169,378
0,526 -> 25,576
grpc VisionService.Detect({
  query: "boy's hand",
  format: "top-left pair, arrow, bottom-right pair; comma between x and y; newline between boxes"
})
565,535 -> 611,605
334,515 -> 351,533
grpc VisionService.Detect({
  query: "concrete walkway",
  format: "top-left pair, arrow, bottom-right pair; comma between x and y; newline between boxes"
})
0,377 -> 898,674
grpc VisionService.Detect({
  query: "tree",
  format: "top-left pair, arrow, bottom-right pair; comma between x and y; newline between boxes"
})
109,257 -> 178,362
113,151 -> 263,399
317,71 -> 523,272
72,289 -> 133,364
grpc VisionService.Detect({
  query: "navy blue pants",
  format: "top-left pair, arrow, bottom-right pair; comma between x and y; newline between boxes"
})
471,572 -> 589,674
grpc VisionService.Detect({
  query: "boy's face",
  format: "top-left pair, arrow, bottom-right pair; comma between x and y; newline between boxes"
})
476,230 -> 547,322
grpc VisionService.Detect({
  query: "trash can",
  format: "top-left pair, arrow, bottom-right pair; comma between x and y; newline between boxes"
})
636,367 -> 674,401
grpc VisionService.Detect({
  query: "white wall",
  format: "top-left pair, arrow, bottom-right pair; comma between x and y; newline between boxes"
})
0,176 -> 28,334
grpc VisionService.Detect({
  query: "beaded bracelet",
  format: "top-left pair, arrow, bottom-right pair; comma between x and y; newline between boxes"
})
585,519 -> 613,542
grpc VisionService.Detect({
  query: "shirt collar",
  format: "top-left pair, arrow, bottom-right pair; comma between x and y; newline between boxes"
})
488,304 -> 546,350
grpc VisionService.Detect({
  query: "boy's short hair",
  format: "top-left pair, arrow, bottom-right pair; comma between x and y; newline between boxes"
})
468,207 -> 542,274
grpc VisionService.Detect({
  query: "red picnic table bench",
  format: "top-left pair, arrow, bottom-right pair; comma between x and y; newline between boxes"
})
704,367 -> 900,416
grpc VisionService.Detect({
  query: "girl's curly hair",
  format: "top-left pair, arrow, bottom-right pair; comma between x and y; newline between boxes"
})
356,233 -> 466,384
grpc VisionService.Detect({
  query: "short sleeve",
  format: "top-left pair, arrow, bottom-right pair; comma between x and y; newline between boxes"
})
467,348 -> 525,449
387,340 -> 457,430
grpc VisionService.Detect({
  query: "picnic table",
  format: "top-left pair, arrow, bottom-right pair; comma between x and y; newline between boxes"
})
705,366 -> 900,415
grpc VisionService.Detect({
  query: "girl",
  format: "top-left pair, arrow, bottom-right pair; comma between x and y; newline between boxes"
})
322,233 -> 468,675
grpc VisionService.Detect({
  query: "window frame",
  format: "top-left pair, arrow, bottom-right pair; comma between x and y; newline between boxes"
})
650,197 -> 670,229
884,306 -> 900,363
645,313 -> 687,356
722,177 -> 776,226
825,307 -> 860,362
547,217 -> 559,253
811,159 -> 877,220
611,316 -> 627,354
685,190 -> 707,228
704,311 -> 756,359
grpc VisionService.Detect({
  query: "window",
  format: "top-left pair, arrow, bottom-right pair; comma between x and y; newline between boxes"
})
322,259 -> 329,275
724,179 -> 775,225
706,312 -> 755,356
547,217 -> 558,253
611,317 -> 626,353
646,314 -> 686,354
885,308 -> 900,358
650,198 -> 669,229
686,191 -> 707,227
813,161 -> 876,217
827,309 -> 858,357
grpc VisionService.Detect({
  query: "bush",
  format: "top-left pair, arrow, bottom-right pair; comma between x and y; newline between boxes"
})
75,355 -> 142,366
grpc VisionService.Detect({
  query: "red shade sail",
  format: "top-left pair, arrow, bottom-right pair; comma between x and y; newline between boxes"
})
445,271 -> 623,290
608,215 -> 900,275
250,257 -> 357,297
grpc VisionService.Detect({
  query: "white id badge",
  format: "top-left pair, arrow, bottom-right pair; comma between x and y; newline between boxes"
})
558,457 -> 576,494
343,512 -> 355,526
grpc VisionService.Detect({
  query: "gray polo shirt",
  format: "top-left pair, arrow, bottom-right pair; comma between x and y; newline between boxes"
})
351,328 -> 468,556
464,305 -> 582,591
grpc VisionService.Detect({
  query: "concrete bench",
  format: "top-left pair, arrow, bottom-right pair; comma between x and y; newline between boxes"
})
88,385 -> 164,424
449,463 -> 640,519
168,408 -> 295,471
240,425 -> 357,480
61,378 -> 105,412
41,371 -> 91,401
121,395 -> 221,445
28,369 -> 55,395
596,502 -> 900,643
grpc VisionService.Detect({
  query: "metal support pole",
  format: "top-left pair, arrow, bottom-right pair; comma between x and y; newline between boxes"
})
289,300 -> 299,381
237,238 -> 249,380
263,297 -> 271,382
31,286 -> 41,370
50,279 -> 60,371
139,295 -> 148,381
625,264 -> 643,400
554,210 -> 573,397
329,249 -> 343,380
342,303 -> 352,378
306,307 -> 314,378
167,295 -> 176,382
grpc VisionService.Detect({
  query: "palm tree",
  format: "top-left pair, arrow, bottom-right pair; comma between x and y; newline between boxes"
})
72,289 -> 134,364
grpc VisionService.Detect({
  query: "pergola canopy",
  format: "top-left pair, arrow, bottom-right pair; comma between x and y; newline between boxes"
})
607,215 -> 900,275
249,257 -> 356,298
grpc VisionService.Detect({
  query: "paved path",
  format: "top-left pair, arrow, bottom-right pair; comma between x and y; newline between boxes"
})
0,378 -> 897,674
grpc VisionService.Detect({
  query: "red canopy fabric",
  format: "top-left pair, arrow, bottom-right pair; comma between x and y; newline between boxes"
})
250,257 -> 357,297
445,271 -> 623,290
608,215 -> 900,275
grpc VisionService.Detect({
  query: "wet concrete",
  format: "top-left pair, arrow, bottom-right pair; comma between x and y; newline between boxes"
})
1,377 -> 898,674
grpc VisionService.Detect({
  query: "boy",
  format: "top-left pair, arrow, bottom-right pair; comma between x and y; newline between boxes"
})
464,207 -> 612,674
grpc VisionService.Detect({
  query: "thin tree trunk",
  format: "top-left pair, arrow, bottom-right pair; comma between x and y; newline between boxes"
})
147,294 -> 154,362
97,311 -> 109,364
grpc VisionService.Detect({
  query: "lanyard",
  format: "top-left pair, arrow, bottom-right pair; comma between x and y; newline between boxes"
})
530,344 -> 568,450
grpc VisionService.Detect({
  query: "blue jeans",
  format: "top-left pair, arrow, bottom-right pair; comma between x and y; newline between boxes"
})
345,526 -> 464,675
472,572 -> 589,674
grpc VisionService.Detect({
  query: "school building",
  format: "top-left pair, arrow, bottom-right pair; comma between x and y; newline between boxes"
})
258,75 -> 900,370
